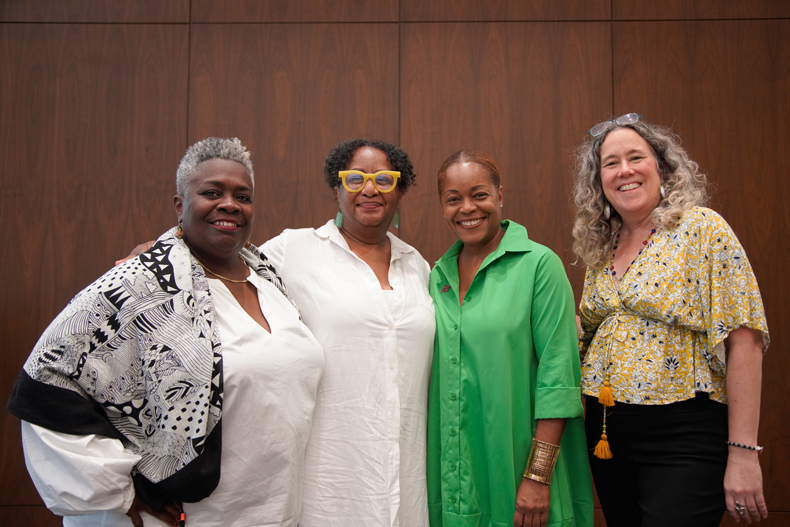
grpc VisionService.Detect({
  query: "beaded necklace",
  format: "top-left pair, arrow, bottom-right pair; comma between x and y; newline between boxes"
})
610,227 -> 656,283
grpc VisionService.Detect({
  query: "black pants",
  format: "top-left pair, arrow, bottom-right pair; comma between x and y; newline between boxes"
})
585,394 -> 728,527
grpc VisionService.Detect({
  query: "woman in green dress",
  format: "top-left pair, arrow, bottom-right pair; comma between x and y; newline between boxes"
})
427,151 -> 593,527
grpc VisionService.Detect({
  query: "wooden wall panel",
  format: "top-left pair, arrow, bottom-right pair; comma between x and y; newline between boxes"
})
0,22 -> 189,505
2,2 -> 789,526
612,20 -> 790,513
192,0 -> 398,22
614,0 -> 790,20
0,506 -> 61,526
0,0 -> 189,22
401,0 -> 610,21
400,21 -> 612,292
188,23 -> 400,244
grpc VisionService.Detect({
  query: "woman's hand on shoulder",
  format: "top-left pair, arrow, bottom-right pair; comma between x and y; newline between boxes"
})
514,477 -> 550,527
116,241 -> 155,265
725,449 -> 768,523
126,495 -> 182,527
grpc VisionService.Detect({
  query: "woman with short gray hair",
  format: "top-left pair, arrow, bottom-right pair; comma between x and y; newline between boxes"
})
9,137 -> 324,526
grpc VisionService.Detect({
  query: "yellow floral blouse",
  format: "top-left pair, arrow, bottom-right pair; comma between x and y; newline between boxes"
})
579,207 -> 769,405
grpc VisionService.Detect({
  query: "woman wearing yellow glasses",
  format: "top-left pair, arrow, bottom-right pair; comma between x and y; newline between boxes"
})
261,138 -> 435,527
114,138 -> 434,526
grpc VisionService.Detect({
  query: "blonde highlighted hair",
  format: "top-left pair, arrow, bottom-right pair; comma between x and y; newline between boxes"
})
571,119 -> 709,268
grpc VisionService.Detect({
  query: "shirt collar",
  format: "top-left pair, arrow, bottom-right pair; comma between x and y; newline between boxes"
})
315,219 -> 415,261
436,219 -> 530,260
434,220 -> 532,279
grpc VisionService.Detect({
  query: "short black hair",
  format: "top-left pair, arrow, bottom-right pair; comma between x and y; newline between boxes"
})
323,138 -> 416,193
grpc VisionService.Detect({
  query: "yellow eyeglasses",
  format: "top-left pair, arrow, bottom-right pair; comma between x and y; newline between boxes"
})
338,170 -> 401,193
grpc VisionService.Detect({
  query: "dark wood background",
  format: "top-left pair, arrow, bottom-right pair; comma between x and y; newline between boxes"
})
1,1 -> 787,525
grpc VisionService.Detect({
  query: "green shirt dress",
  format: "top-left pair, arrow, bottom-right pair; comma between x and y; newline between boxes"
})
427,220 -> 593,527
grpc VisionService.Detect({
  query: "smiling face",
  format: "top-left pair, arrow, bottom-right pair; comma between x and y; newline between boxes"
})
174,158 -> 254,265
599,127 -> 663,225
333,146 -> 401,232
440,161 -> 504,249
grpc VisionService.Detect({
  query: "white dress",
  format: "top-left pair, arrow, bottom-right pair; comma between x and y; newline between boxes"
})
261,220 -> 435,527
21,272 -> 324,526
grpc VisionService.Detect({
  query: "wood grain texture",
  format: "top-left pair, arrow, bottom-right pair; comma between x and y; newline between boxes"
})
613,0 -> 790,20
2,2 -> 789,524
191,0 -> 398,23
594,508 -> 606,527
0,22 -> 189,505
0,0 -> 188,23
612,19 -> 790,513
400,21 -> 612,297
401,0 -> 610,21
0,506 -> 62,526
188,23 -> 399,244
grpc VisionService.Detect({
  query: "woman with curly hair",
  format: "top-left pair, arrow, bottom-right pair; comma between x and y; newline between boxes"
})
572,114 -> 769,526
115,138 -> 433,526
261,138 -> 435,527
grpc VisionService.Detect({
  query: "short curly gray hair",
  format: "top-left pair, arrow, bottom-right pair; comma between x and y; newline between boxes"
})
176,137 -> 253,195
571,118 -> 709,269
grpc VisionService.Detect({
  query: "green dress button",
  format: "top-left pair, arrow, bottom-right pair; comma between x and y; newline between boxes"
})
450,393 -> 457,401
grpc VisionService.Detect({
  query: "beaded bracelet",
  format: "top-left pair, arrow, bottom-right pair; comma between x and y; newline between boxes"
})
726,440 -> 764,454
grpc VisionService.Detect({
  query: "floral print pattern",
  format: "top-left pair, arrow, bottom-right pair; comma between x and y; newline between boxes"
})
579,207 -> 769,405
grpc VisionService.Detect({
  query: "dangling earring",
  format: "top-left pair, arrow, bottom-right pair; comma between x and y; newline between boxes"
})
393,208 -> 400,230
660,185 -> 666,199
176,222 -> 184,238
604,203 -> 611,220
335,211 -> 343,228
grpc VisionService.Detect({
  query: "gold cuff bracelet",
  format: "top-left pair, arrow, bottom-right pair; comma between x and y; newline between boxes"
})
523,438 -> 560,485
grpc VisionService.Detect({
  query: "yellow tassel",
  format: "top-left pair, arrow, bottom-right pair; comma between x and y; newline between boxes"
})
598,381 -> 615,407
594,434 -> 613,459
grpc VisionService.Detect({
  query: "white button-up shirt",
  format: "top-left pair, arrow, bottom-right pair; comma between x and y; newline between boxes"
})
21,272 -> 324,526
262,221 -> 435,527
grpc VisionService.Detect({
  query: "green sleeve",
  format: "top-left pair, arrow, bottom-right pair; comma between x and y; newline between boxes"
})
530,251 -> 584,420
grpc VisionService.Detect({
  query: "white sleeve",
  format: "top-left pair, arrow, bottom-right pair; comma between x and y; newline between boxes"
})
260,231 -> 287,270
21,421 -> 140,516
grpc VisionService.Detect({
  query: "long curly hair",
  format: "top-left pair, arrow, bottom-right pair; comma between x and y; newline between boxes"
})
572,118 -> 709,268
323,138 -> 416,193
